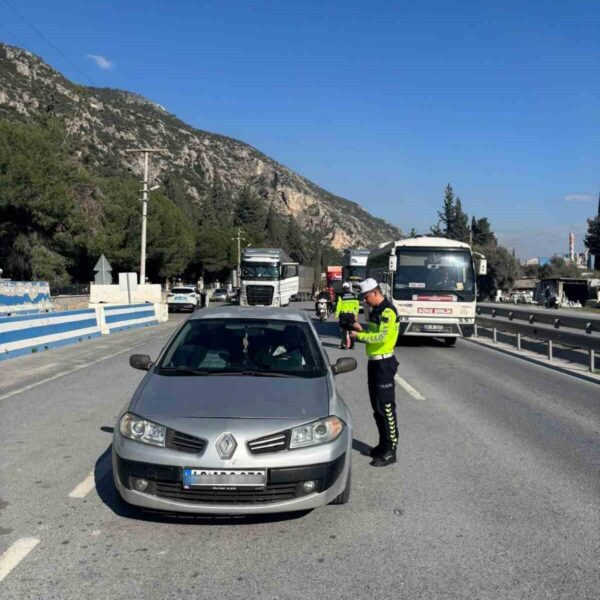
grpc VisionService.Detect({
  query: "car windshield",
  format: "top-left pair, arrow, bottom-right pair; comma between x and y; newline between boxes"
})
241,263 -> 279,280
214,289 -> 227,293
157,318 -> 327,377
171,288 -> 195,294
393,248 -> 475,301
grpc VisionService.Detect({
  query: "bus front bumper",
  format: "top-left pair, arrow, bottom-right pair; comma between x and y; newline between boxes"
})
399,320 -> 474,338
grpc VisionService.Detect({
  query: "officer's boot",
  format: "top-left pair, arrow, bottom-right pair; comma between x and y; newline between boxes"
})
370,403 -> 398,466
368,412 -> 387,457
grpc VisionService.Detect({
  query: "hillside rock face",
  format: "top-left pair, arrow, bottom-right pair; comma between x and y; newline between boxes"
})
0,44 -> 400,249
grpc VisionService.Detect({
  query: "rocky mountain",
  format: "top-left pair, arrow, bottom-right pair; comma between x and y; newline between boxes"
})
0,43 -> 400,249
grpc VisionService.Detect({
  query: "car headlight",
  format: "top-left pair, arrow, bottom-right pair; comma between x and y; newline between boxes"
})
289,416 -> 345,449
119,413 -> 166,447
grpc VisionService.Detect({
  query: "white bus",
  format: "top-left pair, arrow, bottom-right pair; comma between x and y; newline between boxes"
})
366,237 -> 486,345
342,249 -> 370,284
239,248 -> 299,307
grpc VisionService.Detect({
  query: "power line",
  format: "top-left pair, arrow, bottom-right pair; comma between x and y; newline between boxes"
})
0,22 -> 28,49
1,0 -> 96,86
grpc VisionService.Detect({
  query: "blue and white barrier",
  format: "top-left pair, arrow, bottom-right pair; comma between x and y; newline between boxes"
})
102,304 -> 159,333
0,308 -> 101,360
0,303 -> 168,361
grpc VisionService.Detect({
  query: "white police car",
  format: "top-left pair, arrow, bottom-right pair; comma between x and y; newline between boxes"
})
167,286 -> 200,312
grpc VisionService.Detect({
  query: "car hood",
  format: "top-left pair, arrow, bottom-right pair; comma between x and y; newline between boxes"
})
131,373 -> 330,419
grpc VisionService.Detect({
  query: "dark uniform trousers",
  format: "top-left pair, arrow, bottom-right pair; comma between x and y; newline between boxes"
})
367,356 -> 399,451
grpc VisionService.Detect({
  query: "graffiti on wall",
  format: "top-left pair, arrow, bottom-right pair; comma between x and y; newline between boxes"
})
0,281 -> 53,314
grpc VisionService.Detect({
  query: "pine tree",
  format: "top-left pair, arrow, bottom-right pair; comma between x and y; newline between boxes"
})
454,198 -> 470,242
285,215 -> 306,263
584,194 -> 600,270
431,184 -> 457,238
471,217 -> 497,246
265,204 -> 285,247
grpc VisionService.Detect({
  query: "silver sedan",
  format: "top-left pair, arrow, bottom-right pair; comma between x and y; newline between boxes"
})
112,307 -> 356,514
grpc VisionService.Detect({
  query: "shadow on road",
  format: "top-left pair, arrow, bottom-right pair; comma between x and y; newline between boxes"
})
94,445 -> 311,526
352,438 -> 373,456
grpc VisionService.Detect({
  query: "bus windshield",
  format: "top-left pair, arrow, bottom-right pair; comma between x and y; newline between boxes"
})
393,248 -> 475,301
241,263 -> 279,280
344,266 -> 367,281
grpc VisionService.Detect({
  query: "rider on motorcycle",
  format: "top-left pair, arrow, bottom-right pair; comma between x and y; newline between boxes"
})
314,288 -> 330,317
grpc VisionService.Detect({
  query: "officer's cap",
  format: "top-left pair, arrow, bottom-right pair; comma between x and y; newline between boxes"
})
357,278 -> 378,298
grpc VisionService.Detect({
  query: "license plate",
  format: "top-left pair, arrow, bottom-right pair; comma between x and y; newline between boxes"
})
424,324 -> 444,331
182,468 -> 267,489
175,296 -> 188,302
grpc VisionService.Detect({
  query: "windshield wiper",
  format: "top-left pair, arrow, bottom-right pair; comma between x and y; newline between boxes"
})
156,366 -> 212,376
432,289 -> 467,301
216,370 -> 295,378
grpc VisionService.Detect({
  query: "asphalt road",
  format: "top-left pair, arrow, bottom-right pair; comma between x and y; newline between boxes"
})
1,304 -> 599,599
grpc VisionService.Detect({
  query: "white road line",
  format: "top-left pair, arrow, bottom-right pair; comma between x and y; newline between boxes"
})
395,374 -> 426,400
0,336 -> 164,403
68,471 -> 96,499
0,537 -> 40,582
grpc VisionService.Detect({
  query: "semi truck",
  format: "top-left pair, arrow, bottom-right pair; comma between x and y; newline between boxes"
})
342,248 -> 370,284
326,266 -> 343,304
239,248 -> 299,307
295,265 -> 315,301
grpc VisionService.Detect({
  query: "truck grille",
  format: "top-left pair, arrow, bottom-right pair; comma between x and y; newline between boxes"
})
246,285 -> 274,306
165,429 -> 206,454
154,481 -> 299,504
247,432 -> 289,454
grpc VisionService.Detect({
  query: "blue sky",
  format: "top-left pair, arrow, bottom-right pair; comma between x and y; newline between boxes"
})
1,0 -> 599,259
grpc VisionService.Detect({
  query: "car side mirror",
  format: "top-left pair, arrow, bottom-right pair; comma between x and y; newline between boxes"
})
129,354 -> 152,371
331,357 -> 357,375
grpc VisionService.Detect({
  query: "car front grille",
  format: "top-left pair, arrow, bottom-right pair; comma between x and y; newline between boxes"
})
154,481 -> 299,504
247,431 -> 289,454
165,429 -> 207,454
246,285 -> 274,306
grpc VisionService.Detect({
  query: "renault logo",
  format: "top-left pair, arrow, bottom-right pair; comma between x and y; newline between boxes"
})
216,433 -> 237,459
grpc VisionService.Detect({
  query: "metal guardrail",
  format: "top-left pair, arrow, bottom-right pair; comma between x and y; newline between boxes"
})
475,306 -> 600,373
477,304 -> 600,334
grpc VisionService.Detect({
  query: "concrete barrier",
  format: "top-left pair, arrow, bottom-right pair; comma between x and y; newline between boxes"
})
0,281 -> 53,315
0,303 -> 169,361
0,308 -> 101,361
101,303 -> 159,334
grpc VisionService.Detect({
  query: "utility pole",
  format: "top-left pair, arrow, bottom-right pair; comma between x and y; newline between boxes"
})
124,148 -> 164,284
231,227 -> 246,286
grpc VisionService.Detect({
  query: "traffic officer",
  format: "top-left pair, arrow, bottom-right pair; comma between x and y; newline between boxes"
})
335,282 -> 360,349
349,278 -> 400,467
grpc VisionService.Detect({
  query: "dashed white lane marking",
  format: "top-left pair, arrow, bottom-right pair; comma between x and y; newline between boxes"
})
0,336 -> 164,403
395,374 -> 426,400
0,537 -> 40,582
68,471 -> 95,499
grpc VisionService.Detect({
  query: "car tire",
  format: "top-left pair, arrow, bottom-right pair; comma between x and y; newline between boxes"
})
444,337 -> 457,347
330,468 -> 351,505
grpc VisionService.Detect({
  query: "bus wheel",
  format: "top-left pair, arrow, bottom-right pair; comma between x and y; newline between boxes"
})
444,337 -> 457,347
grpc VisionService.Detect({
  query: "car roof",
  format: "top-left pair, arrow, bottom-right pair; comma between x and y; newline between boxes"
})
189,307 -> 310,323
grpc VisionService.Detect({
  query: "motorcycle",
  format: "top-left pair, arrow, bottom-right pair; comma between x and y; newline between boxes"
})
317,298 -> 329,322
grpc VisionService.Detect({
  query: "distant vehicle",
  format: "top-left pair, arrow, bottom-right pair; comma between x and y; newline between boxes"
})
113,307 -> 355,514
167,286 -> 200,312
342,249 -> 370,284
326,266 -> 343,304
294,265 -> 315,301
366,236 -> 486,346
211,288 -> 229,302
239,248 -> 299,307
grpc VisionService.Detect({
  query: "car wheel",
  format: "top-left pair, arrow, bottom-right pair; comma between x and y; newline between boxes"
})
330,468 -> 351,505
444,337 -> 457,347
